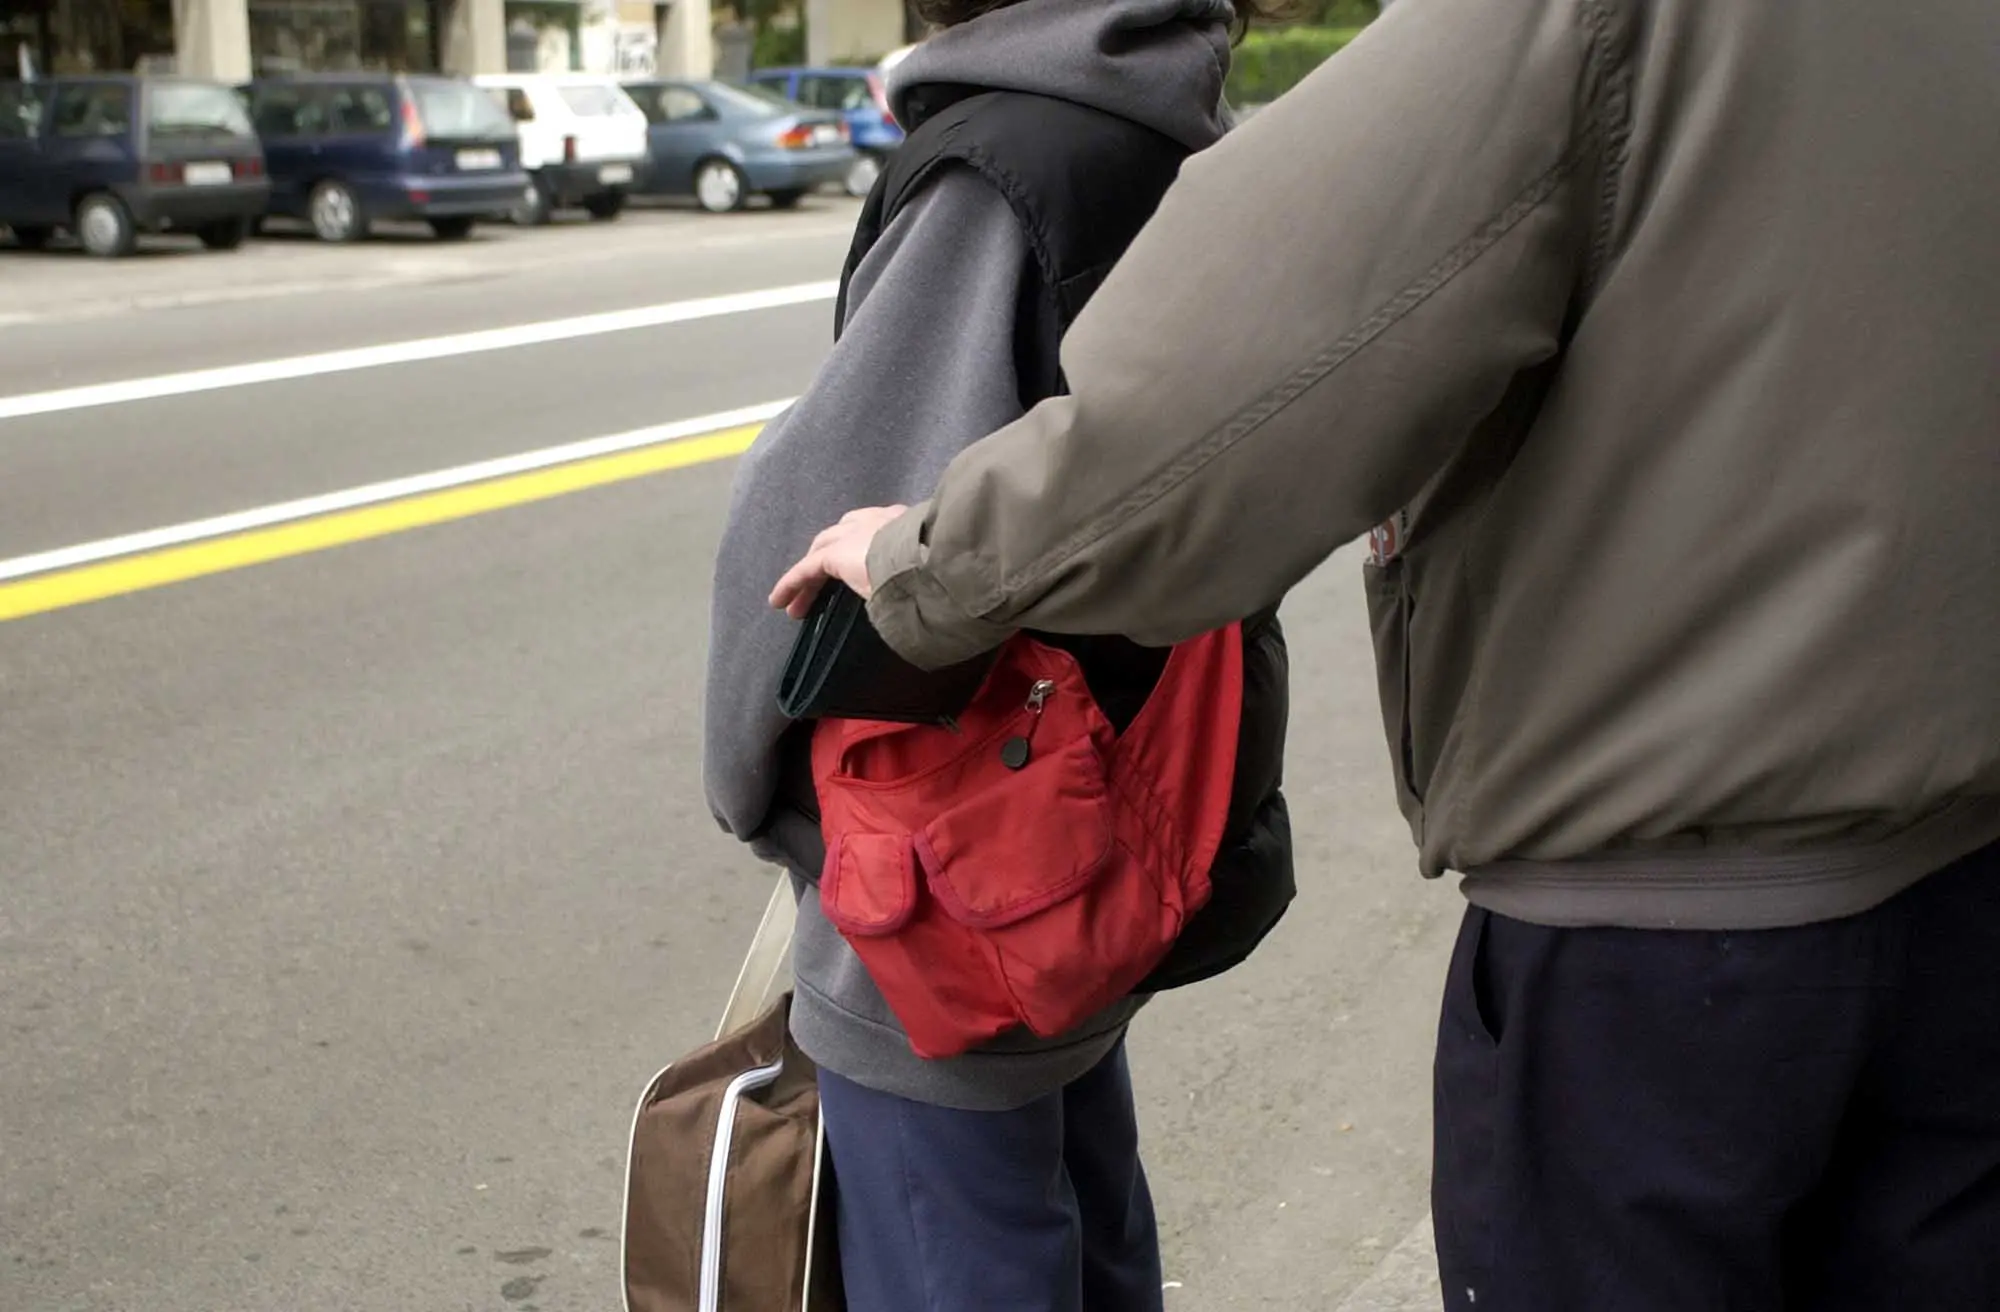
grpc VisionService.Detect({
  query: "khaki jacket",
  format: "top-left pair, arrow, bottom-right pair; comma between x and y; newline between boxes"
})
862,0 -> 2000,928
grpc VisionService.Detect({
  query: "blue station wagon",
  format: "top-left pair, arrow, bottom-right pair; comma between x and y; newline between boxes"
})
240,74 -> 526,242
0,76 -> 269,257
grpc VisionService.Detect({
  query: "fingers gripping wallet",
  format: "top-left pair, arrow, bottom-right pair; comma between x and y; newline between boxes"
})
776,583 -> 999,727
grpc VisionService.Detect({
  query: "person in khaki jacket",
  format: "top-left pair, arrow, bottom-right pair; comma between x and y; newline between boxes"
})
772,0 -> 2000,1307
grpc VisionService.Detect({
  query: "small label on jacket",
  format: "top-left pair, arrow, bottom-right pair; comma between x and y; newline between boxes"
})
1369,511 -> 1408,565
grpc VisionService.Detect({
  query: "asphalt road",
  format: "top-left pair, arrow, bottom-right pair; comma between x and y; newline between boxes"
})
1,201 -> 1454,1312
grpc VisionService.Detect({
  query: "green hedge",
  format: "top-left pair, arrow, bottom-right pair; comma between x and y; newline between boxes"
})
1313,0 -> 1377,26
1227,26 -> 1363,107
752,24 -> 806,69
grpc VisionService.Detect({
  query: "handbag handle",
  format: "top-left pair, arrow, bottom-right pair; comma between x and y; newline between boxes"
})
713,873 -> 797,1042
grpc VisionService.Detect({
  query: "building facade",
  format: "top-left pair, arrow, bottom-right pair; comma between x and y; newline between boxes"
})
4,0 -> 716,82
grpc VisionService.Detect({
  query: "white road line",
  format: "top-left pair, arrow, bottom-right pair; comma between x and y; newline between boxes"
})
0,282 -> 834,422
0,399 -> 792,583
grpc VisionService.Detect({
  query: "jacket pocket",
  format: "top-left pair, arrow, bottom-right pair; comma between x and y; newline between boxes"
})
819,832 -> 919,937
1433,908 -> 1500,1299
914,734 -> 1117,930
1362,560 -> 1425,831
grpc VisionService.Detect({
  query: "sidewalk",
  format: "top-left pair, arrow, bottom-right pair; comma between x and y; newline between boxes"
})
0,200 -> 860,326
1336,1219 -> 1442,1312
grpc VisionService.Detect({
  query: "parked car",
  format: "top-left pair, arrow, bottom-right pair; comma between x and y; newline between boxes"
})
744,67 -> 903,196
472,75 -> 647,226
0,75 -> 268,257
624,79 -> 853,214
239,73 -> 525,243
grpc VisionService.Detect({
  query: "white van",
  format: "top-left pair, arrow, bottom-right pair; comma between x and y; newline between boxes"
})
474,75 -> 649,225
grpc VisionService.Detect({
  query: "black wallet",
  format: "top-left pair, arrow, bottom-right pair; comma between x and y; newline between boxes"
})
776,583 -> 997,726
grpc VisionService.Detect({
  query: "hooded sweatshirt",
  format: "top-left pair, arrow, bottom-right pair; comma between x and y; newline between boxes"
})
702,0 -> 1237,1108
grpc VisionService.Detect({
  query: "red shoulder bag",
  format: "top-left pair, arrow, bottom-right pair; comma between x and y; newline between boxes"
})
811,627 -> 1243,1059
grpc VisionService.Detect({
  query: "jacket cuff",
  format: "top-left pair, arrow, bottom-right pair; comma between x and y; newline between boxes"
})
865,504 -> 1015,670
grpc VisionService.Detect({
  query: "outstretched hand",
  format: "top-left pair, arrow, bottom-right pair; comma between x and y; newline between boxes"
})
769,506 -> 909,620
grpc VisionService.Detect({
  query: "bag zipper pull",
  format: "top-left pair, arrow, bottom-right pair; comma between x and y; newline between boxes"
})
1000,680 -> 1057,770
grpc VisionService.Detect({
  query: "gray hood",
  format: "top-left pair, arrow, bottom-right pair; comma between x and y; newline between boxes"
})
889,0 -> 1236,152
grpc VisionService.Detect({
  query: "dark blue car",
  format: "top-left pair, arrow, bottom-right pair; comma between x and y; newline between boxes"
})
744,67 -> 904,196
0,76 -> 269,258
240,74 -> 526,243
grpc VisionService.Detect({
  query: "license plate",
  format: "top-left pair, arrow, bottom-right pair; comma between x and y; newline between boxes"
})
455,148 -> 503,171
183,161 -> 232,186
598,163 -> 633,185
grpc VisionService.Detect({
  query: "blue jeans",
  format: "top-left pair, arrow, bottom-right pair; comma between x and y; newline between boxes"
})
816,1040 -> 1164,1312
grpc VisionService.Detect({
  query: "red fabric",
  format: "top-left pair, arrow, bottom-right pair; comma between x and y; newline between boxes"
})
812,628 -> 1244,1059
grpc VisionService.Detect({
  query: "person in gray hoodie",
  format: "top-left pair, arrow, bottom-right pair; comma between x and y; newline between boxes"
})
703,0 -> 1284,1304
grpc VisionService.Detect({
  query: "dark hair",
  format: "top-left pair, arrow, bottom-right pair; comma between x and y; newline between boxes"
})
910,0 -> 1293,42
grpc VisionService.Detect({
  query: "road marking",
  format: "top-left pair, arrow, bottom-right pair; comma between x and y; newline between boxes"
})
0,282 -> 834,421
0,401 -> 790,621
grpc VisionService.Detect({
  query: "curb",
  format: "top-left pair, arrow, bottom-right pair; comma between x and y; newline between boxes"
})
1334,1217 -> 1441,1312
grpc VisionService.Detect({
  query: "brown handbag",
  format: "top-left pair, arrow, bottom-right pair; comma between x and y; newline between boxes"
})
622,879 -> 841,1312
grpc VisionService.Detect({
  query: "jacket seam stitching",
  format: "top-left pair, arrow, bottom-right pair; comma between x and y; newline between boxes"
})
1576,0 -> 1635,296
976,128 -> 1600,616
1453,0 -> 1628,862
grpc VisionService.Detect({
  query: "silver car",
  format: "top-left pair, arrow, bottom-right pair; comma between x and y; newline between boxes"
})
624,80 -> 856,213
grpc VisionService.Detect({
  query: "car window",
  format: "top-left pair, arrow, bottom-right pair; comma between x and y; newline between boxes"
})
702,82 -> 787,118
636,85 -> 710,125
51,83 -> 133,138
324,84 -> 394,134
798,75 -> 868,112
0,81 -> 46,140
556,84 -> 627,117
147,83 -> 256,140
251,84 -> 325,136
412,81 -> 515,137
496,87 -> 535,122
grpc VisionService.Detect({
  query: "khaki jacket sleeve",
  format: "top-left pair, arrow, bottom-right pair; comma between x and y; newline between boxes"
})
866,0 -> 1629,667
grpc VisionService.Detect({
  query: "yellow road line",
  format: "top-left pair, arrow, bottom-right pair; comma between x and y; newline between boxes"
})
0,424 -> 761,623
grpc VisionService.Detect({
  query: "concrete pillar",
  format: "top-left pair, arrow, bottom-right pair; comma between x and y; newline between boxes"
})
712,20 -> 752,83
171,0 -> 251,81
807,0 -> 902,66
656,0 -> 712,77
804,0 -> 831,67
441,0 -> 508,76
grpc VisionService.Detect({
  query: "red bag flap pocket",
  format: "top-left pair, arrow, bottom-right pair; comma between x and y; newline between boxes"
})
915,735 -> 1115,930
820,832 -> 919,937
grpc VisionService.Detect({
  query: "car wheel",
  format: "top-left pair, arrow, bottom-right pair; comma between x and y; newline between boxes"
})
844,152 -> 882,198
693,159 -> 747,214
9,224 -> 54,251
197,218 -> 250,251
583,190 -> 627,221
429,216 -> 477,241
75,193 -> 137,258
511,174 -> 555,227
768,189 -> 807,211
308,180 -> 368,243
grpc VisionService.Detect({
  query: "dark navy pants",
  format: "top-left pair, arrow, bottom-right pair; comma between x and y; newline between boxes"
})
816,1040 -> 1164,1312
1433,838 -> 2000,1312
